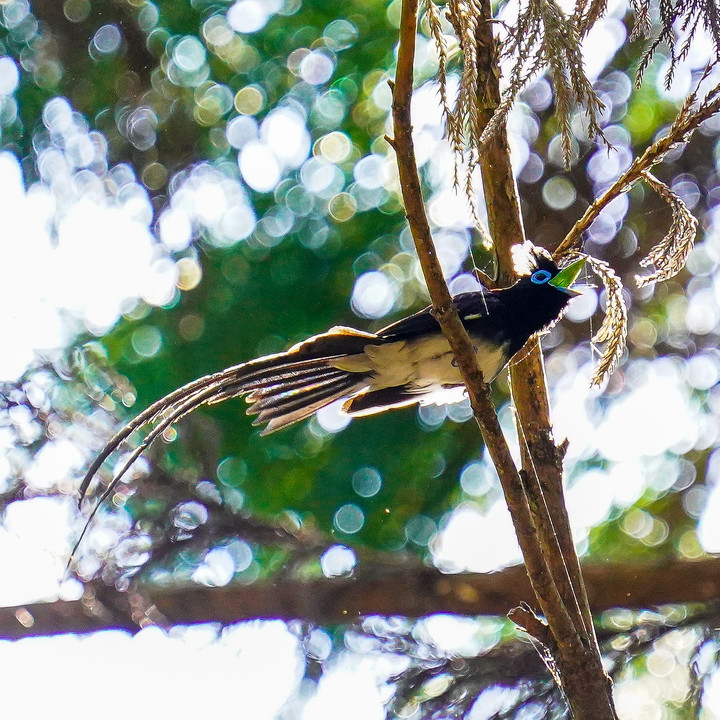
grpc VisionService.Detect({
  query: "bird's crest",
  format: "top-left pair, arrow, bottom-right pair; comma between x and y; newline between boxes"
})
510,241 -> 557,277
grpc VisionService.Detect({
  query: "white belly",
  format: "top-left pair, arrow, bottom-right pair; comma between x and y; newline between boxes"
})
330,335 -> 510,400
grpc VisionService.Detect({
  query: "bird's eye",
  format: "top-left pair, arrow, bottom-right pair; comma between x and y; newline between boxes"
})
531,269 -> 552,284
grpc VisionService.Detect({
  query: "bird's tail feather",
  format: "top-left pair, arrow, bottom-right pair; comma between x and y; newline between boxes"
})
69,330 -> 379,566
208,360 -> 349,405
78,353 -> 368,506
252,374 -> 366,434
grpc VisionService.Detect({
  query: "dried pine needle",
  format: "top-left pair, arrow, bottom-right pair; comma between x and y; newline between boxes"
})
635,171 -> 698,287
566,253 -> 627,386
431,0 -> 605,200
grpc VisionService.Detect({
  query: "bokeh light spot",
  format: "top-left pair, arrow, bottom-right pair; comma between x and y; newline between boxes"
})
261,108 -> 310,168
192,547 -> 235,587
353,154 -> 386,190
196,83 -> 234,124
92,24 -> 121,55
405,515 -> 436,546
320,545 -> 356,577
351,271 -> 397,318
141,162 -> 167,190
159,208 -> 192,251
316,399 -> 352,433
351,467 -> 382,498
459,462 -> 495,498
0,57 -> 19,96
173,501 -> 209,531
173,36 -> 207,73
565,286 -> 598,323
328,192 -> 356,222
176,257 -> 202,291
178,313 -> 205,342
131,325 -> 163,358
323,19 -> 358,51
317,131 -> 351,163
542,176 -> 577,210
202,14 -> 233,46
234,85 -> 265,115
63,0 -> 90,23
227,0 -> 273,33
299,50 -> 334,85
239,141 -> 281,192
228,539 -> 253,572
333,504 -> 364,534
226,115 -> 258,148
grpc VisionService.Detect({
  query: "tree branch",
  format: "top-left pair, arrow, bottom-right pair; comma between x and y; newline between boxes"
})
472,0 -> 595,660
392,0 -> 582,655
393,0 -> 615,720
556,80 -> 720,257
3,558 -> 720,639
472,1 -> 614,716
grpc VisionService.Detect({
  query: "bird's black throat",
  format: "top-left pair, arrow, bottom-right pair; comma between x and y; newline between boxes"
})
460,276 -> 573,361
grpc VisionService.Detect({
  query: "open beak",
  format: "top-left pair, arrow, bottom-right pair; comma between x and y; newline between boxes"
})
548,256 -> 586,296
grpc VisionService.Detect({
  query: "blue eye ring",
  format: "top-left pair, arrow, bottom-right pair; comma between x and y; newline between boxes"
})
531,269 -> 552,284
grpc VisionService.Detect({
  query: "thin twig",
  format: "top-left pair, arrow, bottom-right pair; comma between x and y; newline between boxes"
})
392,0 -> 605,697
557,80 -> 720,256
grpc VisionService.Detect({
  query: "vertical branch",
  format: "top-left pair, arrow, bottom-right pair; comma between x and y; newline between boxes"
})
392,0 -> 577,645
392,0 -> 617,717
511,345 -> 597,636
473,0 -> 595,638
472,1 -> 615,716
474,7 -> 525,284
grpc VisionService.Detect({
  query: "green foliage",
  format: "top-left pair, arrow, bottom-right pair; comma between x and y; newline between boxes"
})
0,0 -> 715,582
5,0 -> 720,716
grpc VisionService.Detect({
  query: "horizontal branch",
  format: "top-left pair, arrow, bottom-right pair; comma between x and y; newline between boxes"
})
3,558 -> 720,640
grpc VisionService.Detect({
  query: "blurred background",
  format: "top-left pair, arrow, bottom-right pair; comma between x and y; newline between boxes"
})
2,0 -> 720,717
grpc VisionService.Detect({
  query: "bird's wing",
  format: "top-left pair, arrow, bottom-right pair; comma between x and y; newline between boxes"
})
377,291 -> 498,342
287,326 -> 378,357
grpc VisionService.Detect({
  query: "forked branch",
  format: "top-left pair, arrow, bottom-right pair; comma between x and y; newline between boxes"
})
392,1 -> 616,717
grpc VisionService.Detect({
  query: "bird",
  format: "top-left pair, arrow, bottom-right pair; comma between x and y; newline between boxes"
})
78,244 -> 585,506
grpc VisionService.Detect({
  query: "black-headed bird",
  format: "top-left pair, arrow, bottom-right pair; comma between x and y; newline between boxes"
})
79,245 -> 585,504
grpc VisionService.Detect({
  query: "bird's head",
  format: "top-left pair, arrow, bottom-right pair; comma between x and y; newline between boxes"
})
502,243 -> 587,342
511,243 -> 586,297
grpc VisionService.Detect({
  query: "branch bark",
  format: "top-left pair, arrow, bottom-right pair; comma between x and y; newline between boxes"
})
473,0 -> 617,713
473,1 -> 594,641
393,0 -> 576,648
391,1 -> 615,717
555,80 -> 720,256
473,0 -> 598,670
3,558 -> 720,639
